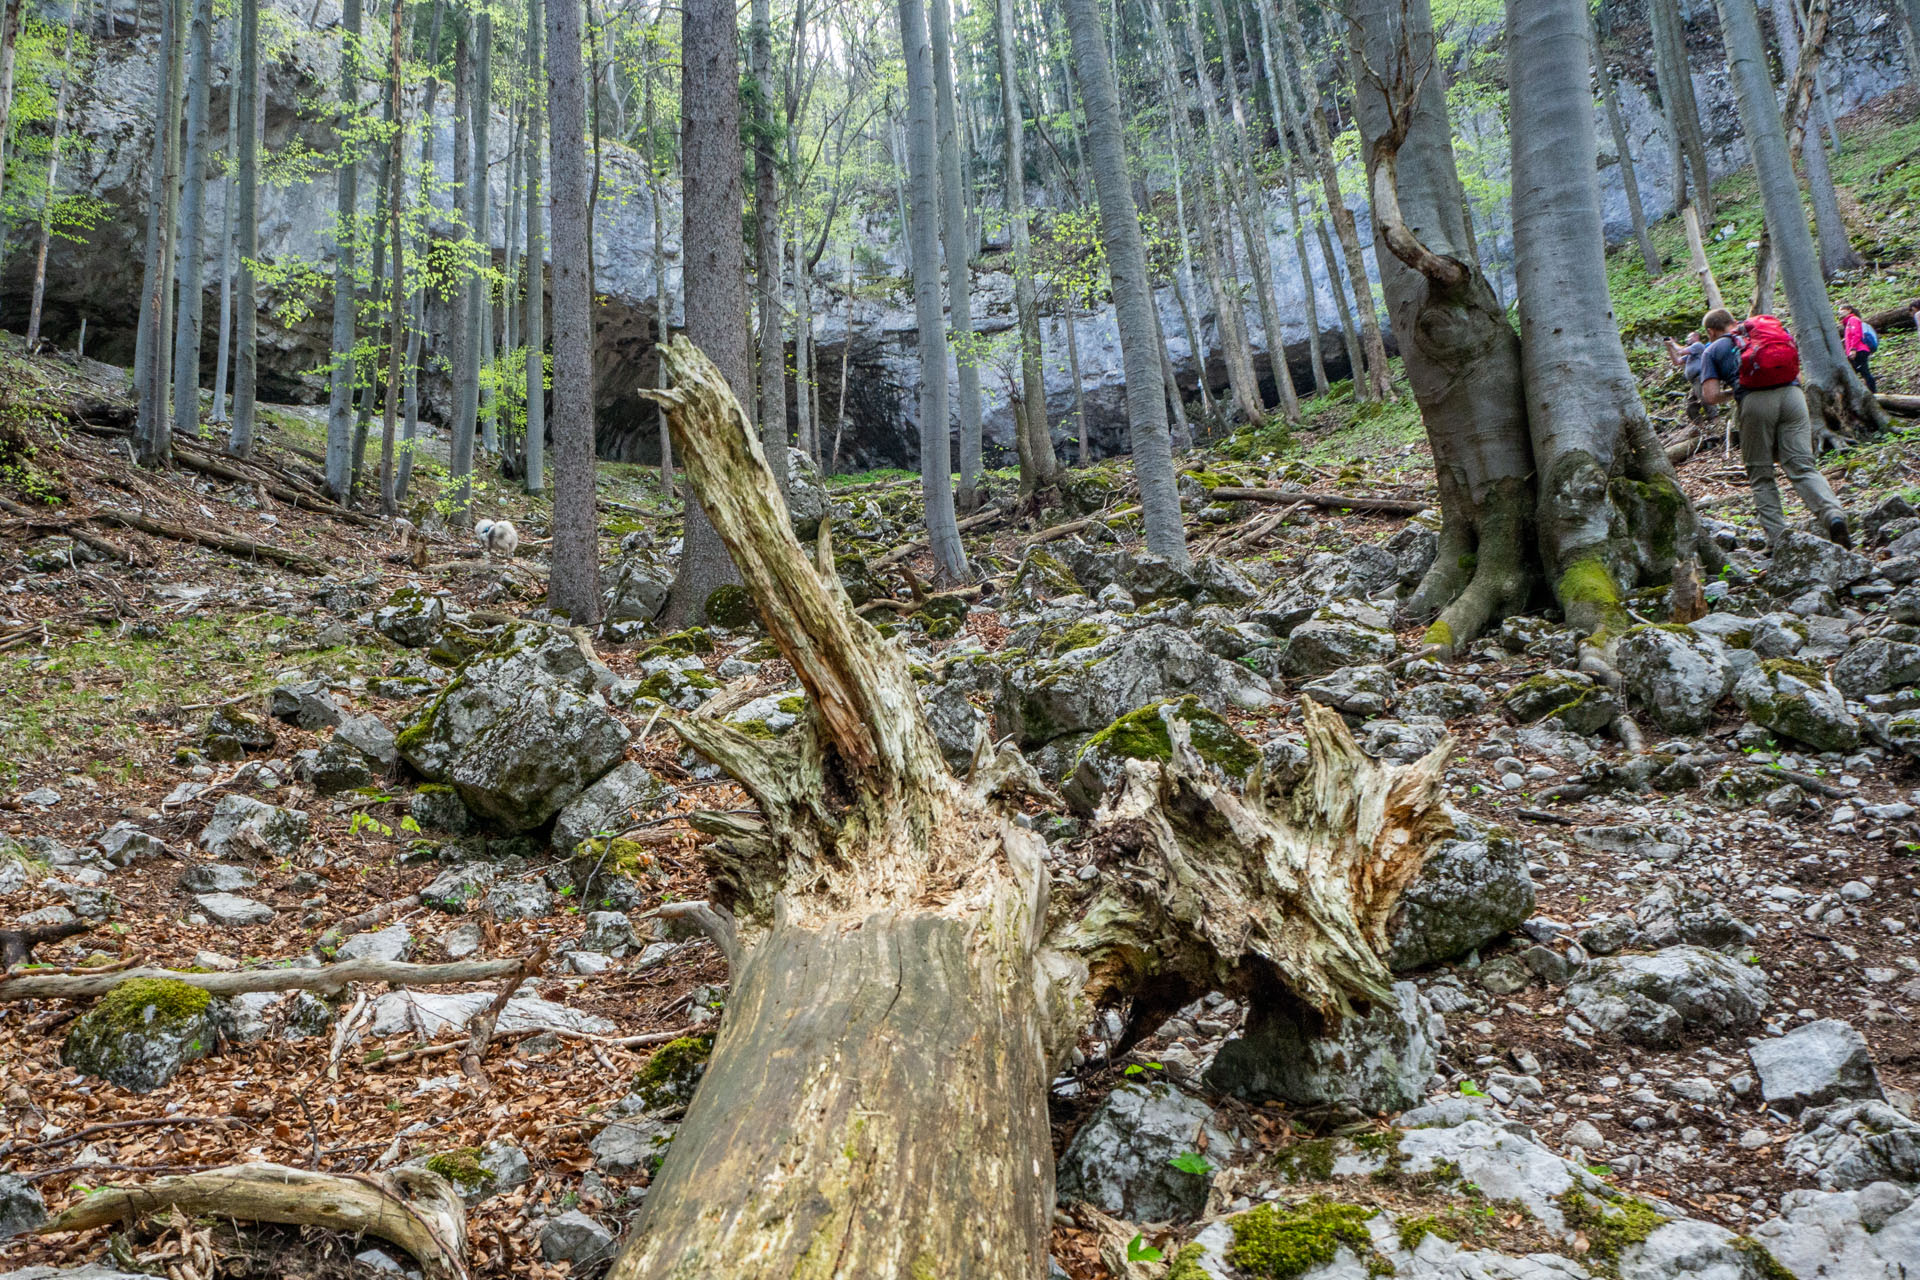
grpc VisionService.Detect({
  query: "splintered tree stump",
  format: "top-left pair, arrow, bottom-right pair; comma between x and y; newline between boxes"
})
610,337 -> 1459,1278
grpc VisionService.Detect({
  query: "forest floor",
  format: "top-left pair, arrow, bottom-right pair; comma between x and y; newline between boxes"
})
3,98 -> 1920,1280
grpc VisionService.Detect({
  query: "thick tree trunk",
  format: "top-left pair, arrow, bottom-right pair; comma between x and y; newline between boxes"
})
326,0 -> 361,500
1066,0 -> 1187,561
227,0 -> 260,458
1355,0 -> 1535,655
615,337 -> 1456,1277
208,44 -> 238,420
135,0 -> 181,466
931,0 -> 984,510
898,0 -> 969,579
750,0 -> 788,493
661,0 -> 748,625
1592,14 -> 1662,276
997,0 -> 1059,491
1716,0 -> 1883,436
1279,0 -> 1394,403
524,0 -> 546,494
1511,0 -> 1710,637
546,0 -> 601,623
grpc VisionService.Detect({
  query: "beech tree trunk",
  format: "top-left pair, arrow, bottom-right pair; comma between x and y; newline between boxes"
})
524,0 -> 546,494
379,0 -> 406,517
226,0 -> 259,457
1591,14 -> 1662,276
398,0 -> 446,500
1278,0 -> 1394,403
447,26 -> 478,518
1065,0 -> 1187,562
1252,0 -> 1329,397
661,0 -> 748,624
610,336 -> 1457,1278
750,0 -> 788,493
326,0 -> 361,500
931,0 -> 984,509
26,0 -> 85,353
1771,0 -> 1862,279
1716,0 -> 1883,436
1511,0 -> 1711,636
134,0 -> 181,466
546,0 -> 601,623
997,0 -> 1059,491
208,46 -> 238,420
1354,0 -> 1535,654
1649,0 -> 1713,223
898,0 -> 969,579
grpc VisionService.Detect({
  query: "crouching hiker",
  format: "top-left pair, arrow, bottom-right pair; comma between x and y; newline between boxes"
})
1698,308 -> 1851,550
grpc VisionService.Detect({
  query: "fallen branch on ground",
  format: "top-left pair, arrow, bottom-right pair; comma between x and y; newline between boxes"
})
1206,487 -> 1431,516
1021,506 -> 1141,547
171,447 -> 381,527
0,955 -> 526,1002
1878,393 -> 1920,420
458,942 -> 548,1089
313,894 -> 422,959
1,919 -> 93,969
89,509 -> 332,575
857,585 -> 984,615
36,1162 -> 470,1280
365,1024 -> 698,1069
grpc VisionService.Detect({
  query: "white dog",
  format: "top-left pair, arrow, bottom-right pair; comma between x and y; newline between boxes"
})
474,519 -> 519,561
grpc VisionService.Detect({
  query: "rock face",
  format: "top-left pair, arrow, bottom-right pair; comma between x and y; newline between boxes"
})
551,761 -> 676,853
1783,1101 -> 1920,1190
0,1174 -> 45,1240
198,795 -> 310,859
1733,660 -> 1860,752
1054,1082 -> 1234,1222
63,978 -> 220,1092
1616,625 -> 1734,733
397,628 -> 630,832
1748,1019 -> 1884,1114
590,1114 -> 677,1175
1565,946 -> 1770,1047
1206,981 -> 1436,1113
1387,817 -> 1535,971
1767,530 -> 1874,597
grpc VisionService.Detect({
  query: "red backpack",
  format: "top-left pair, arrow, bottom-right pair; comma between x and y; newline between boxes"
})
1737,315 -> 1800,390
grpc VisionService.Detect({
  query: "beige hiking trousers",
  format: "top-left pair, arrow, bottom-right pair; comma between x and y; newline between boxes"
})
1737,384 -> 1842,545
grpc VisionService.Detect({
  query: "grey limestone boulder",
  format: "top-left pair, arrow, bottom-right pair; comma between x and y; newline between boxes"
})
539,1210 -> 616,1265
551,760 -> 677,853
198,794 -> 309,859
1206,981 -> 1436,1113
373,588 -> 446,648
1750,1019 -> 1884,1114
1767,530 -> 1873,597
1733,659 -> 1860,752
1565,945 -> 1770,1047
1054,1082 -> 1233,1222
195,892 -> 275,927
1616,625 -> 1734,733
62,978 -> 221,1092
1783,1101 -> 1920,1190
0,1174 -> 45,1240
1387,817 -> 1535,971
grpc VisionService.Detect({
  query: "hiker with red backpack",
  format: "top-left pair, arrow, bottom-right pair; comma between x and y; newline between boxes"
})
1698,308 -> 1852,550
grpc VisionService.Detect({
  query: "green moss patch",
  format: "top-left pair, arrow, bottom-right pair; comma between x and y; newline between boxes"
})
1557,1190 -> 1667,1279
636,1035 -> 714,1111
704,585 -> 760,629
1226,1200 -> 1379,1279
424,1147 -> 496,1190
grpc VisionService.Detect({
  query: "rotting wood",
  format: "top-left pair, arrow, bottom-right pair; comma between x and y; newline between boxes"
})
857,584 -> 984,615
1021,506 -> 1142,547
1,918 -> 93,969
0,955 -> 526,1002
171,447 -> 381,527
1208,486 -> 1431,515
35,1162 -> 469,1280
1878,393 -> 1920,419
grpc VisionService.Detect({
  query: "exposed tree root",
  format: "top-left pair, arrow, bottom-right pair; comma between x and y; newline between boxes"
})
37,1163 -> 469,1280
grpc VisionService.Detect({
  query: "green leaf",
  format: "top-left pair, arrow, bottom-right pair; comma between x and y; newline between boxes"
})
1126,1234 -> 1164,1263
1459,1079 -> 1487,1097
1169,1152 -> 1213,1176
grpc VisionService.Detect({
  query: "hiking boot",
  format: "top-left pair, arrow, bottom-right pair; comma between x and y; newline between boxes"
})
1827,514 -> 1854,550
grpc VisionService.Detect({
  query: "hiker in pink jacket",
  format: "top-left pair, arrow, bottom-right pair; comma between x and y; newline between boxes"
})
1843,305 -> 1878,393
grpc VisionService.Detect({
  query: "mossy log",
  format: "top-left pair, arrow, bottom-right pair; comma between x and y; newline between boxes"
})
612,338 -> 1458,1278
38,1163 -> 468,1280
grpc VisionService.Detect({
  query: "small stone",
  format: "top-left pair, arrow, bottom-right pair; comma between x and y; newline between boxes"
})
1739,1127 -> 1772,1149
0,1172 -> 47,1239
1748,1019 -> 1884,1114
1563,1120 -> 1605,1150
538,1210 -> 616,1265
194,892 -> 275,928
335,923 -> 412,963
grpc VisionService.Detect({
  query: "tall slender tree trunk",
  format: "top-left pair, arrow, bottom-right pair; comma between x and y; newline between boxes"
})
349,58 -> 397,506
661,0 -> 747,624
447,26 -> 478,517
1898,0 -> 1920,90
546,0 -> 600,621
380,0 -> 407,517
749,0 -> 788,492
1772,0 -> 1861,278
1278,0 -> 1392,403
326,0 -> 362,499
1650,0 -> 1713,223
399,0 -> 446,500
1592,13 -> 1662,276
524,0 -> 546,494
136,0 -> 183,467
1250,0 -> 1326,397
1063,287 -> 1088,464
1512,0 -> 1710,636
470,10 -> 494,461
208,32 -> 239,421
227,0 -> 260,458
898,0 -> 968,579
1064,0 -> 1186,563
0,0 -> 24,213
26,0 -> 86,353
1716,0 -> 1882,435
643,20 -> 671,498
1354,0 -> 1533,652
931,0 -> 984,509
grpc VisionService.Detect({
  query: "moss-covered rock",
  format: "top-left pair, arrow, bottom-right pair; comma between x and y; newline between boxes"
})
63,979 -> 220,1093
704,584 -> 760,630
1224,1199 -> 1380,1279
635,1035 -> 713,1113
1732,659 -> 1860,753
1503,670 -> 1620,736
1064,696 -> 1259,814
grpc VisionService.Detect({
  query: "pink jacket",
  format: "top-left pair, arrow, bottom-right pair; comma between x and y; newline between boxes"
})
1844,314 -> 1870,357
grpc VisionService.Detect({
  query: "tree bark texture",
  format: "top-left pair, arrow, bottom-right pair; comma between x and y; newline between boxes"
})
326,0 -> 361,500
524,0 -> 546,494
380,0 -> 407,517
546,0 -> 601,623
26,0 -> 85,353
1511,0 -> 1709,638
1591,14 -> 1662,277
1064,0 -> 1187,563
1771,0 -> 1862,279
1649,0 -> 1713,223
898,0 -> 968,579
997,0 -> 1059,490
662,0 -> 748,625
1716,0 -> 1883,436
468,10 -> 494,463
134,0 -> 180,466
618,337 -> 1458,1277
227,0 -> 260,457
1353,0 -> 1535,654
750,0 -> 788,494
931,0 -> 984,509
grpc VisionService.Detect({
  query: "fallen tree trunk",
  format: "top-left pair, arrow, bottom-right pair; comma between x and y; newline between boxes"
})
0,955 -> 525,1001
36,1163 -> 468,1280
611,338 -> 1457,1278
1207,486 -> 1431,515
90,509 -> 332,575
1879,393 -> 1920,420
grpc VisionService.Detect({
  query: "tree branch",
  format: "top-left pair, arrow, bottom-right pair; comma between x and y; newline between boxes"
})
0,955 -> 527,1002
